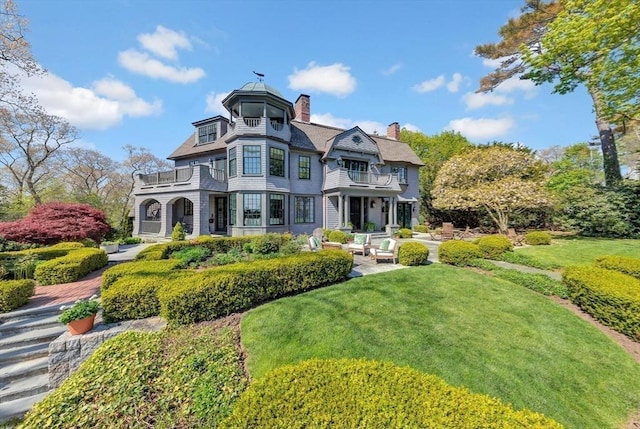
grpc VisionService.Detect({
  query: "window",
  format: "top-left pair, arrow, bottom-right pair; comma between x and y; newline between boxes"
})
228,147 -> 237,177
392,166 -> 407,184
243,145 -> 261,175
269,194 -> 285,225
183,199 -> 193,215
243,193 -> 261,226
189,160 -> 200,166
229,193 -> 236,225
298,155 -> 310,180
294,196 -> 314,223
145,201 -> 161,220
343,159 -> 368,172
198,124 -> 217,144
269,147 -> 285,177
241,102 -> 263,118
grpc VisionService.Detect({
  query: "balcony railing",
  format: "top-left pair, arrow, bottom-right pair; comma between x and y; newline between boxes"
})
243,117 -> 261,127
140,220 -> 161,234
140,167 -> 193,185
210,167 -> 226,182
347,170 -> 393,186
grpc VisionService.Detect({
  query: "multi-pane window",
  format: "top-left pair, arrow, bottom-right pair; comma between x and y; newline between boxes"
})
183,199 -> 193,215
269,194 -> 285,225
228,147 -> 237,177
298,155 -> 310,179
392,166 -> 407,184
198,124 -> 217,144
294,196 -> 314,223
145,201 -> 161,220
243,145 -> 261,175
229,193 -> 236,225
243,193 -> 261,226
269,147 -> 285,177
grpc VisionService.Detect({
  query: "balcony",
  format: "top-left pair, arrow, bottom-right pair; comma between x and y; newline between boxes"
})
323,168 -> 402,192
227,116 -> 291,141
135,164 -> 227,194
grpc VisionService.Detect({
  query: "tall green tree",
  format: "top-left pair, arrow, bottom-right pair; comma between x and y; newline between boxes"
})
399,129 -> 472,222
475,0 -> 637,186
432,146 -> 553,233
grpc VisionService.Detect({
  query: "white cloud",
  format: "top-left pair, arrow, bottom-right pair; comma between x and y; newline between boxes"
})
22,72 -> 162,130
205,91 -> 230,115
310,113 -> 386,135
495,76 -> 537,99
463,91 -> 513,110
288,62 -> 356,97
382,63 -> 402,76
137,25 -> 191,61
118,49 -> 205,84
482,57 -> 504,69
447,73 -> 464,93
446,117 -> 515,140
412,75 -> 445,93
403,123 -> 421,133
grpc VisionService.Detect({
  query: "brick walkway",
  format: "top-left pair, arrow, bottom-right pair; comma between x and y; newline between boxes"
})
20,266 -> 106,310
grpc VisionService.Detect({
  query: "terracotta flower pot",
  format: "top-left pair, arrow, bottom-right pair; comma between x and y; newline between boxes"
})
67,314 -> 96,335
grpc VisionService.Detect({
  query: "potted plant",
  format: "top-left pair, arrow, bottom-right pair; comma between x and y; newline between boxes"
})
364,221 -> 376,232
99,241 -> 119,254
59,295 -> 100,335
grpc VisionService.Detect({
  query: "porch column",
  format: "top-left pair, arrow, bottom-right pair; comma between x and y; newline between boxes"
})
360,197 -> 365,231
159,201 -> 170,237
338,194 -> 343,229
344,195 -> 350,227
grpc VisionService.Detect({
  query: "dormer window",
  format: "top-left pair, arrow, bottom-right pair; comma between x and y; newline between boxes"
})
198,124 -> 217,144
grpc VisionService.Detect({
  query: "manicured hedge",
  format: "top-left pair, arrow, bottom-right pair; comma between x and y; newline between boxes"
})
159,250 -> 353,325
21,327 -> 246,428
594,255 -> 640,280
438,241 -> 482,266
413,224 -> 429,233
221,359 -> 562,429
134,237 -> 256,261
104,250 -> 353,325
0,279 -> 35,312
563,265 -> 640,340
396,228 -> 413,238
102,260 -> 182,290
327,230 -> 347,244
34,248 -> 108,285
398,242 -> 429,266
524,231 -> 552,245
476,234 -> 513,259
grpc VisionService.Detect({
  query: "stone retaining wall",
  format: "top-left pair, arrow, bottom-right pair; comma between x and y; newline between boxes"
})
49,315 -> 165,388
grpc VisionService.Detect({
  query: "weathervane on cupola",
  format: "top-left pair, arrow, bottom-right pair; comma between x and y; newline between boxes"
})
252,70 -> 264,82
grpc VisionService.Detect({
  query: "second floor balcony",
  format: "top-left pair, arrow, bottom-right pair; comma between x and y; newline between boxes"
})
323,167 -> 403,192
226,116 -> 291,141
135,164 -> 227,194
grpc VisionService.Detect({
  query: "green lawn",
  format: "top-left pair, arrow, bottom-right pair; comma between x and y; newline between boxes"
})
241,264 -> 640,429
516,237 -> 640,268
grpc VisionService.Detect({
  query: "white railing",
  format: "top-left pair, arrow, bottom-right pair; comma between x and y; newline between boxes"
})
347,170 -> 392,185
140,167 -> 193,185
243,117 -> 261,127
210,167 -> 226,182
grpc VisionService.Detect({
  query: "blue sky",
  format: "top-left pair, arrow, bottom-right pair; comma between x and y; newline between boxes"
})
18,0 -> 596,162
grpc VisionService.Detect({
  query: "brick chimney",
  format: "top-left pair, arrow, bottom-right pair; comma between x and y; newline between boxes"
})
295,94 -> 310,123
387,122 -> 400,140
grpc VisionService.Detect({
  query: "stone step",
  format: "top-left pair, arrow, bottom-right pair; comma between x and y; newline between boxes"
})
0,356 -> 48,383
0,325 -> 66,350
0,391 -> 49,424
0,304 -> 63,325
0,314 -> 62,338
0,342 -> 49,366
0,373 -> 49,403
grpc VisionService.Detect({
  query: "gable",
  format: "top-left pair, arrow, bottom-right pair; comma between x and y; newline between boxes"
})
325,127 -> 382,162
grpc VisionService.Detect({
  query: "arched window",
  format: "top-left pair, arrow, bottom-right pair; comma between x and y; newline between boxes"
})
145,201 -> 161,220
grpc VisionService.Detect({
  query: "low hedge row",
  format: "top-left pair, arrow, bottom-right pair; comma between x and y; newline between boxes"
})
0,279 -> 35,312
563,265 -> 640,340
221,359 -> 562,429
103,250 -> 353,325
34,248 -> 108,286
398,242 -> 429,266
594,255 -> 640,280
102,259 -> 182,290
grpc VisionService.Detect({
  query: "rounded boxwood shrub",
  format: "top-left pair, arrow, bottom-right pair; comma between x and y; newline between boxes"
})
251,233 -> 282,255
221,359 -> 561,429
524,231 -> 552,246
476,235 -> 513,259
438,241 -> 482,266
327,230 -> 347,244
413,224 -> 429,233
398,242 -> 429,266
397,228 -> 413,238
0,279 -> 35,312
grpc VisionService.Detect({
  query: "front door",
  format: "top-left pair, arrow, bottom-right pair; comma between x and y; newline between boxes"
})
398,203 -> 411,228
349,197 -> 361,230
216,197 -> 227,231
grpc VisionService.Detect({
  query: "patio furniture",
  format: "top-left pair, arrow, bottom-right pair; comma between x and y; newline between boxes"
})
347,233 -> 371,256
370,238 -> 398,264
441,222 -> 455,241
507,228 -> 524,246
322,242 -> 343,250
308,236 -> 322,251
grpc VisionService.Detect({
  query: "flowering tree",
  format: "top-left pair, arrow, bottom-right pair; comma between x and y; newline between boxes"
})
0,202 -> 110,244
432,146 -> 554,233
